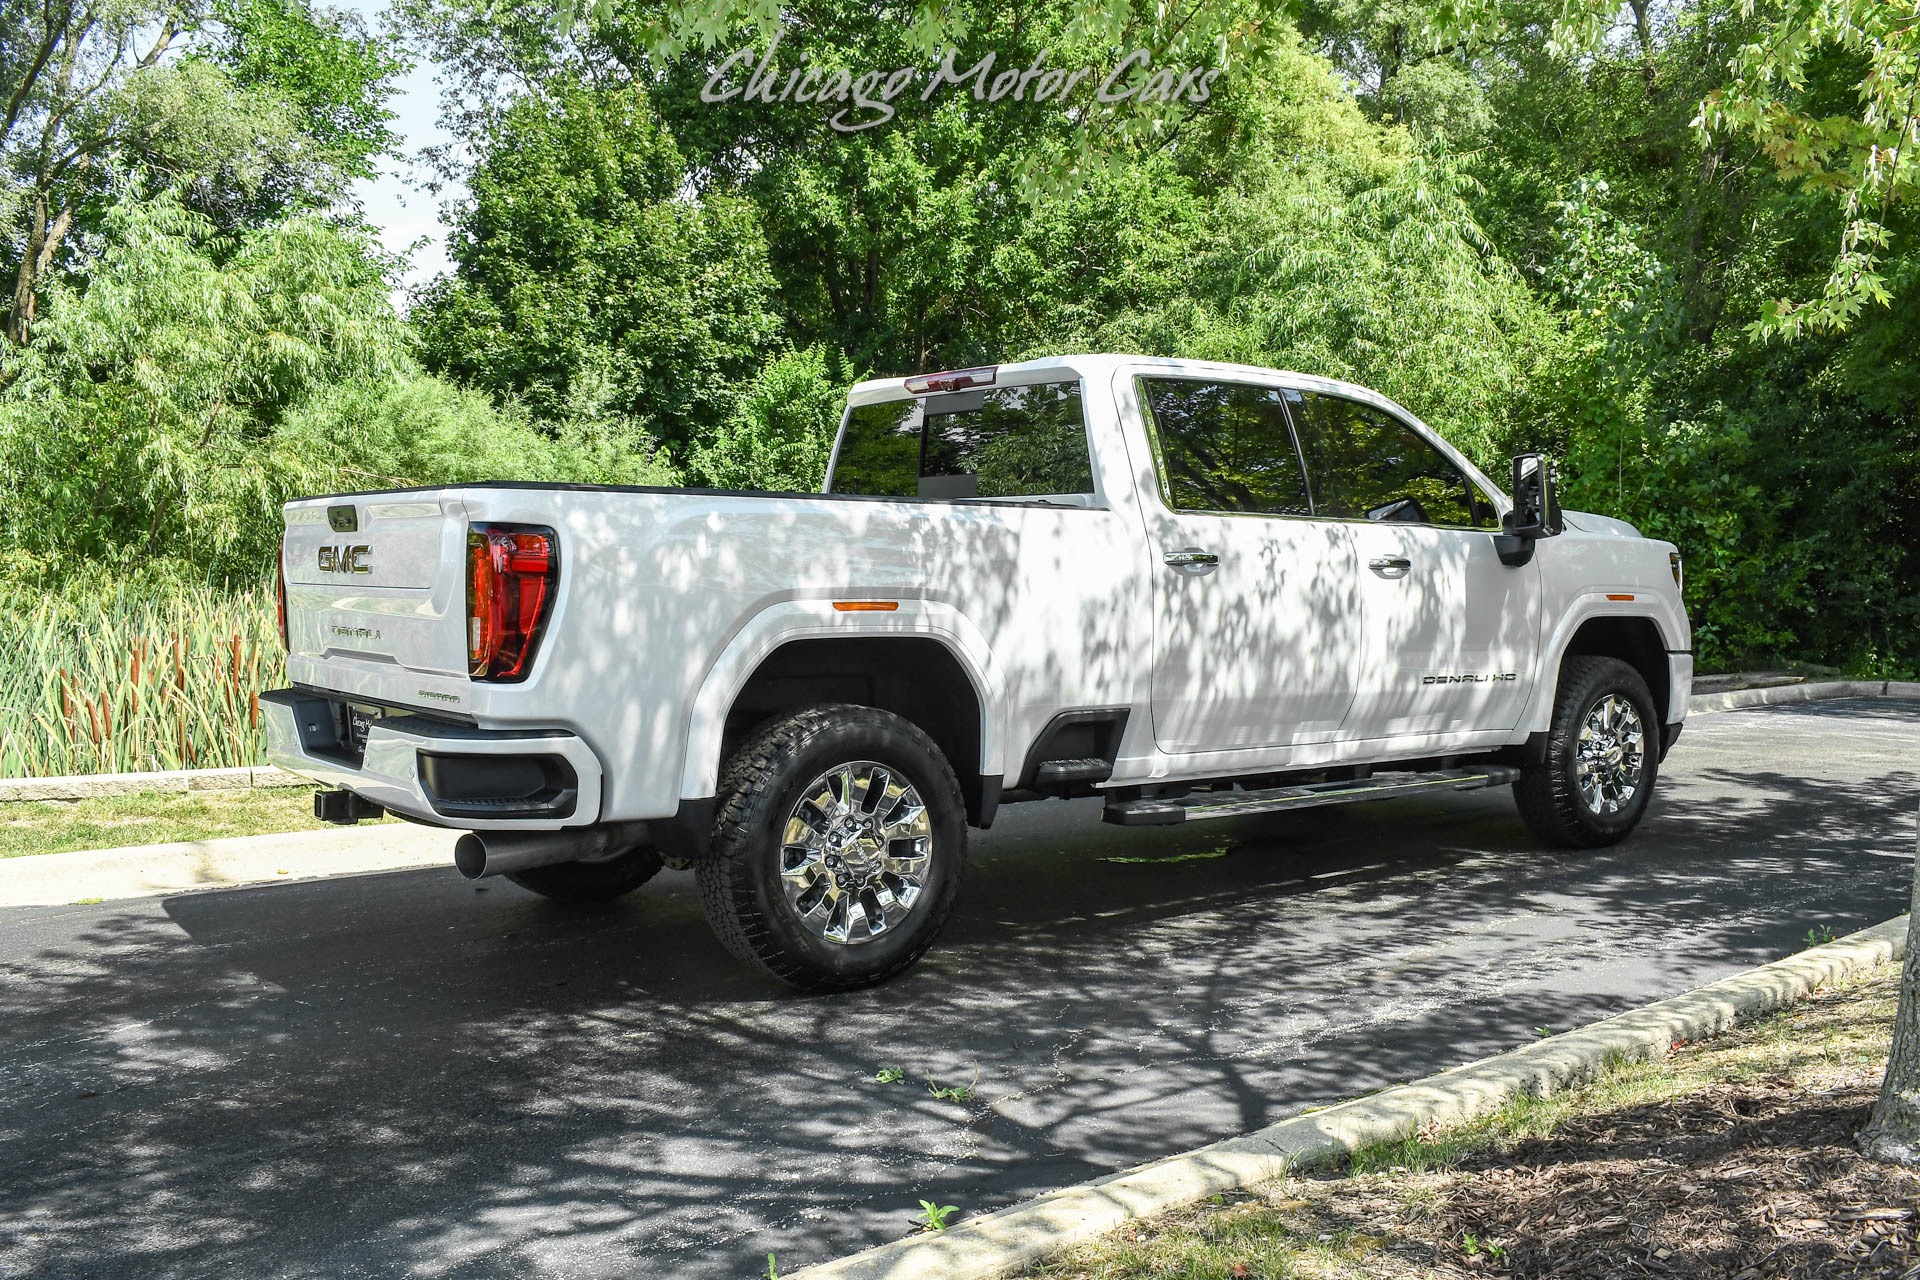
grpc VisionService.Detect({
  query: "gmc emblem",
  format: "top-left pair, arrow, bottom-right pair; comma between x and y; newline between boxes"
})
318,544 -> 372,574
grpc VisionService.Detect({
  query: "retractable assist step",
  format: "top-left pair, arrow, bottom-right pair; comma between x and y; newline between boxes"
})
1101,766 -> 1523,827
1034,757 -> 1115,785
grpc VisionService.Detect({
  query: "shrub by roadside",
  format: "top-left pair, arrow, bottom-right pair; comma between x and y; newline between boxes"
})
1031,965 -> 1914,1279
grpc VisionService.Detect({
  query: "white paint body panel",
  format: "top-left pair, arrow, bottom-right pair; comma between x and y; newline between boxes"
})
269,354 -> 1690,827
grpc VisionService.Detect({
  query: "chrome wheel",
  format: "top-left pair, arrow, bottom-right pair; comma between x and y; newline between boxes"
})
778,761 -> 934,946
1575,693 -> 1646,816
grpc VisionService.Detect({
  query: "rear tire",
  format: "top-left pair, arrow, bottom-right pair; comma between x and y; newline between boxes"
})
505,847 -> 663,903
1515,655 -> 1660,848
696,704 -> 968,992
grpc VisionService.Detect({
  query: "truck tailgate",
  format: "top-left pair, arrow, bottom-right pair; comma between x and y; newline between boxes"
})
283,495 -> 467,678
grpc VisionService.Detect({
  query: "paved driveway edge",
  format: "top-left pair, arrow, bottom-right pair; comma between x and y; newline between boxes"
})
0,824 -> 461,908
790,915 -> 1912,1280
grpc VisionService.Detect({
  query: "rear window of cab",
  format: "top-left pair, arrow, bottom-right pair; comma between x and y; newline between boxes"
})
828,380 -> 1095,501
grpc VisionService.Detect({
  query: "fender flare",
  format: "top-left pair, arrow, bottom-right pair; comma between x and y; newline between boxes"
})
677,598 -> 1008,800
1517,595 -> 1689,737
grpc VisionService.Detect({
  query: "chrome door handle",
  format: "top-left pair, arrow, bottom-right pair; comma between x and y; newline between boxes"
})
1164,549 -> 1220,568
1369,555 -> 1412,579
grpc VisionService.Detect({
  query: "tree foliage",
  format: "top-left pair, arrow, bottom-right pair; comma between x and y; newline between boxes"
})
0,195 -> 666,580
412,74 -> 781,450
0,0 -> 402,343
683,344 -> 852,491
0,0 -> 1910,680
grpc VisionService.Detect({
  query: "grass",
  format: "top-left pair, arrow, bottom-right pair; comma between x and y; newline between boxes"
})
0,579 -> 282,777
1028,963 -> 1902,1279
0,787 -> 374,858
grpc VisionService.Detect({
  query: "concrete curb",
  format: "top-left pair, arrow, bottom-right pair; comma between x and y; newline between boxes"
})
790,916 -> 1911,1280
0,823 -> 461,908
1689,680 -> 1917,715
0,765 -> 306,803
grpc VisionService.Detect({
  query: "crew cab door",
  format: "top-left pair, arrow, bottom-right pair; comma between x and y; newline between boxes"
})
1134,377 -> 1361,752
1284,390 -> 1542,739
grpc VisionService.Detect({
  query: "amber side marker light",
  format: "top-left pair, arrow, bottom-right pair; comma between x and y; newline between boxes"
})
833,601 -> 899,612
1606,593 -> 1636,601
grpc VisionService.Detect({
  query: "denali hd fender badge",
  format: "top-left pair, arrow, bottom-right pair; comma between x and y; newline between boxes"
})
318,544 -> 372,574
1423,672 -> 1519,684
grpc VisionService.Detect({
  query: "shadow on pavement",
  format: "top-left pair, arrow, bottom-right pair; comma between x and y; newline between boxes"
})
1,710 -> 1915,1278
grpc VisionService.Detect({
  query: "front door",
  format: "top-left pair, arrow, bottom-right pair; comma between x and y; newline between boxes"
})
1285,389 -> 1542,740
1136,377 -> 1362,753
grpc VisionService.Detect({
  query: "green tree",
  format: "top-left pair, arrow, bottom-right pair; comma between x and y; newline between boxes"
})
1,0 -> 402,344
207,0 -> 407,222
0,193 -> 669,578
412,75 -> 782,449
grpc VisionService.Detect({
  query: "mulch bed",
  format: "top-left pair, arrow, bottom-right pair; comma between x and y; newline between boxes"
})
1313,1070 -> 1920,1279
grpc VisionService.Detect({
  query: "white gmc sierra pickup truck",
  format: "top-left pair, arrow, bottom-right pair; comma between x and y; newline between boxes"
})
265,354 -> 1690,989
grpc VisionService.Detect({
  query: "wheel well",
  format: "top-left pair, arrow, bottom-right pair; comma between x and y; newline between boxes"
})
1561,616 -> 1670,722
722,638 -> 991,824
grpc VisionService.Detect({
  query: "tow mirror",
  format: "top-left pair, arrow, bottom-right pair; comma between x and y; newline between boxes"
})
1496,453 -> 1562,566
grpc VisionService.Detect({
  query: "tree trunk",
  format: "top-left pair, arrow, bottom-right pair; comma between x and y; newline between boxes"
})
7,193 -> 49,345
7,184 -> 77,345
1860,798 -> 1920,1164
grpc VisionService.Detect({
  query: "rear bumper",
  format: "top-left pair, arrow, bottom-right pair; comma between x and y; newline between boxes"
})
260,688 -> 604,830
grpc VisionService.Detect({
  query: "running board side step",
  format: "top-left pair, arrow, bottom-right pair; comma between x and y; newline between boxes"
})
1101,766 -> 1524,826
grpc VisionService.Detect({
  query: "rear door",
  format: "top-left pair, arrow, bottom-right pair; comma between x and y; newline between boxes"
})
1136,377 -> 1361,752
1285,390 -> 1541,739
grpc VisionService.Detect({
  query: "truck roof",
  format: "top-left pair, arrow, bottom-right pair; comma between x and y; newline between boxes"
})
847,354 -> 1385,405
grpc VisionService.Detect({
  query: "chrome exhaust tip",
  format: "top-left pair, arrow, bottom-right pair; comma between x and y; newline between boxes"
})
453,823 -> 647,880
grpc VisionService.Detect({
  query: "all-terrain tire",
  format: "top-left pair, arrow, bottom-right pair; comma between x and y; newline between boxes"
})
1515,654 -> 1661,848
505,847 -> 664,903
695,704 -> 968,992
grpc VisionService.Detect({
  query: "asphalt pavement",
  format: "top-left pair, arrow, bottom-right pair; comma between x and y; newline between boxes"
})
3,698 -> 1917,1279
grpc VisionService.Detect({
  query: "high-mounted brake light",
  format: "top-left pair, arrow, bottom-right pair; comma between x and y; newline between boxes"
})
275,536 -> 289,651
903,365 -> 997,394
466,524 -> 558,682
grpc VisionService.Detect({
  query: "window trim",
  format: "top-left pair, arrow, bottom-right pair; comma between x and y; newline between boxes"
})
824,375 -> 1106,508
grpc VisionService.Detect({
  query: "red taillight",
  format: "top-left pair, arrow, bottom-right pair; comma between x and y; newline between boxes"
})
275,537 -> 289,651
466,524 -> 558,681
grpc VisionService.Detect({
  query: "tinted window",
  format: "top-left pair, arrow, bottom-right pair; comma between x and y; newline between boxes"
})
830,381 -> 1094,500
1288,391 -> 1493,528
1140,378 -> 1312,516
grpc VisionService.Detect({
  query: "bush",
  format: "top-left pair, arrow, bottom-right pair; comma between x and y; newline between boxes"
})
683,345 -> 853,492
273,372 -> 676,497
0,194 -> 677,581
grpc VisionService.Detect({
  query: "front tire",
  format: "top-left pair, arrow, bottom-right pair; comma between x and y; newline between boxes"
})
696,704 -> 968,992
1515,655 -> 1660,848
505,847 -> 663,903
